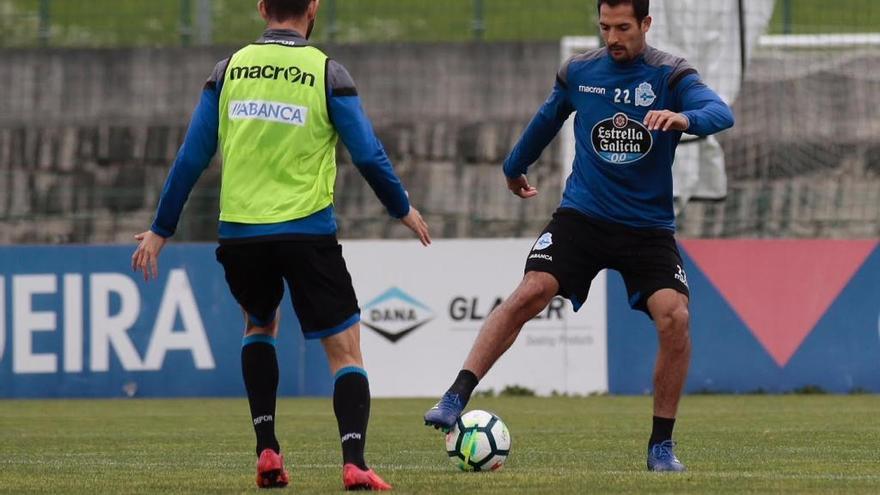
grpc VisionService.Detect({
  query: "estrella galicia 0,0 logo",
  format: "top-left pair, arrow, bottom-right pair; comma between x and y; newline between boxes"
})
591,112 -> 653,165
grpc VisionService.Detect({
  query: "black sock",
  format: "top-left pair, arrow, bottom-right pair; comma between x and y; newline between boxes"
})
649,416 -> 676,446
447,369 -> 479,405
241,336 -> 280,457
333,368 -> 370,470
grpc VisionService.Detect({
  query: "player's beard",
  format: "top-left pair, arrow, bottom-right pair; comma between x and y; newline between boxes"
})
609,42 -> 645,63
609,45 -> 630,61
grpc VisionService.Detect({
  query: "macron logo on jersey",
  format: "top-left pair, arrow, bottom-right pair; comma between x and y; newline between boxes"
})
579,85 -> 607,95
229,100 -> 308,127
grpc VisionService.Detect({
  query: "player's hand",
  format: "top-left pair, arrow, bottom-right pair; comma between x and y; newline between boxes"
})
131,230 -> 168,281
400,207 -> 431,246
643,110 -> 689,132
507,175 -> 538,199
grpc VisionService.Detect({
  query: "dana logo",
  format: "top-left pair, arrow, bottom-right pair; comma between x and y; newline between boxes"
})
533,233 -> 553,251
229,100 -> 308,127
362,288 -> 434,343
591,112 -> 653,164
635,82 -> 656,107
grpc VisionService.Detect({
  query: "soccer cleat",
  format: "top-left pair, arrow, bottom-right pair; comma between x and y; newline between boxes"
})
423,392 -> 465,431
647,440 -> 686,472
256,449 -> 290,488
343,463 -> 392,491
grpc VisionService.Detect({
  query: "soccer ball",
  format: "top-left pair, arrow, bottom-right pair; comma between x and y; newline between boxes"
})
445,410 -> 511,472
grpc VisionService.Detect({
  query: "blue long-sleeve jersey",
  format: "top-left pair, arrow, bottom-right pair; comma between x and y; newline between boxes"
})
504,46 -> 735,230
151,29 -> 410,239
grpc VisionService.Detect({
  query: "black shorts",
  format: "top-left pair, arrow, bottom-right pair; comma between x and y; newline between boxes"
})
215,237 -> 360,339
524,208 -> 690,315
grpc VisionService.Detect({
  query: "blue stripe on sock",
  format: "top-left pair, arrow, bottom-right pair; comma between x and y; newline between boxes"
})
242,334 -> 276,347
334,366 -> 368,381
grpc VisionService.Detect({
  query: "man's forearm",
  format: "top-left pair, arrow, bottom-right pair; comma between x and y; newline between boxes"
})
330,94 -> 410,218
503,85 -> 573,178
682,99 -> 735,136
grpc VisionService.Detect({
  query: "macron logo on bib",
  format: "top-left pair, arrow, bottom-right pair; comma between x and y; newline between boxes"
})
229,100 -> 308,127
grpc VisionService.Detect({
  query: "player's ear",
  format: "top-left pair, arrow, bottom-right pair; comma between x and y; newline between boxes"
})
641,15 -> 652,34
257,0 -> 269,22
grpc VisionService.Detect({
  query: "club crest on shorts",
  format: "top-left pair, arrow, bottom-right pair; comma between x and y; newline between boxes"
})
533,233 -> 553,251
635,81 -> 656,107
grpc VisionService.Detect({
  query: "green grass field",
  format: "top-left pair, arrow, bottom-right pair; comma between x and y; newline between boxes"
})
2,0 -> 880,47
768,0 -> 880,34
2,395 -> 879,494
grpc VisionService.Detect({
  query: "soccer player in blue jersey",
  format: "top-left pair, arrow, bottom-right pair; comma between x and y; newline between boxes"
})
425,0 -> 734,472
131,0 -> 429,489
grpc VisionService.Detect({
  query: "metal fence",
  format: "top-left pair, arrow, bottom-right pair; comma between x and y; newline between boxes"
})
0,0 -> 595,47
2,0 -> 880,47
1,1 -> 879,243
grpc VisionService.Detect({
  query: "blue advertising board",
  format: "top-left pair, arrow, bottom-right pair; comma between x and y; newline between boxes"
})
0,245 -> 333,398
609,240 -> 880,394
4,240 -> 878,398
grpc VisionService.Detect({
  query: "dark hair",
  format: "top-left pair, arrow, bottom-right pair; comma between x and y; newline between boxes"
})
263,0 -> 312,22
597,0 -> 650,24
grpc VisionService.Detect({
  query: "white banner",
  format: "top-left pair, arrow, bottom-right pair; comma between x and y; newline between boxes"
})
343,239 -> 608,397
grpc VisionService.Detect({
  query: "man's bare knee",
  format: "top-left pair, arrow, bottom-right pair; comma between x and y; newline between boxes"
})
658,306 -> 689,331
657,306 -> 690,353
508,272 -> 559,315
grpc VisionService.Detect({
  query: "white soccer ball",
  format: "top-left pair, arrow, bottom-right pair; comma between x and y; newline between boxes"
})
445,409 -> 511,472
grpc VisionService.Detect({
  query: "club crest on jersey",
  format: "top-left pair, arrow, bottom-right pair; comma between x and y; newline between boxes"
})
591,112 -> 653,164
635,82 -> 656,107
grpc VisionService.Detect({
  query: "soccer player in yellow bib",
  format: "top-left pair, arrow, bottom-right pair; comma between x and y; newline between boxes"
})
132,0 -> 430,490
